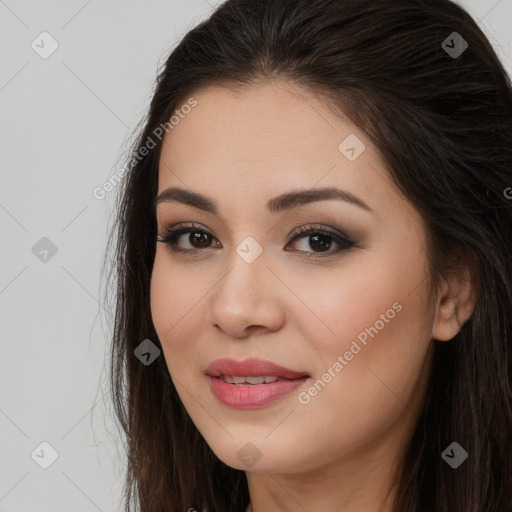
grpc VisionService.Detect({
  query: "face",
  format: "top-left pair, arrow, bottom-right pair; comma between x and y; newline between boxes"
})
150,80 -> 438,476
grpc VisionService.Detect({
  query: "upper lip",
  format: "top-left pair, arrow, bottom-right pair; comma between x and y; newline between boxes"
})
205,358 -> 309,379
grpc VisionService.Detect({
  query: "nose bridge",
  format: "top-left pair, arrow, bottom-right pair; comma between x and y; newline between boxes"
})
220,235 -> 269,300
208,234 -> 283,335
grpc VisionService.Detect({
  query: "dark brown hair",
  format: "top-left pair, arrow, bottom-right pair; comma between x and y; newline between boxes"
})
103,0 -> 512,510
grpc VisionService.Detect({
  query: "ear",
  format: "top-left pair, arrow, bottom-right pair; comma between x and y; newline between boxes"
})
432,250 -> 479,342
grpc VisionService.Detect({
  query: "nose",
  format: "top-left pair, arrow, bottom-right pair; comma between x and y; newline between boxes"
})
207,250 -> 285,338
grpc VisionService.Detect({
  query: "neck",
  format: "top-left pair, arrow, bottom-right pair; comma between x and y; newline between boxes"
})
243,426 -> 409,512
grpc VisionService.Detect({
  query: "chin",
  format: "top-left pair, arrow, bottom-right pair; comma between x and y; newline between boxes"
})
206,437 -> 298,473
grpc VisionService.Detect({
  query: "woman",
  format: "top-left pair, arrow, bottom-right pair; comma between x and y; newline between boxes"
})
104,0 -> 512,510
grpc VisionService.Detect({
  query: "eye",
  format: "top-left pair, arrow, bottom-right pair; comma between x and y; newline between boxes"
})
157,222 -> 355,258
286,224 -> 355,258
157,222 -> 220,254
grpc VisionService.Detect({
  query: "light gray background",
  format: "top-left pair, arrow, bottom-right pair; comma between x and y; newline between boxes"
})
1,1 -> 510,510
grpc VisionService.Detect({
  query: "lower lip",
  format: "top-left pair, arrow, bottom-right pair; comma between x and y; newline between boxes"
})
208,376 -> 309,409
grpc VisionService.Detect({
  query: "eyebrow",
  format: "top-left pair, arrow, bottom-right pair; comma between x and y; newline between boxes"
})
155,186 -> 372,214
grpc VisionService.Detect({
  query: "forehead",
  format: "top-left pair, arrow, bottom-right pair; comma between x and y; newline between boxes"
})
155,80 -> 425,236
158,80 -> 384,188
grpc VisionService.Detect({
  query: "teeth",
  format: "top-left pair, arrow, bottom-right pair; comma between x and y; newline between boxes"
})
246,376 -> 266,384
221,375 -> 280,384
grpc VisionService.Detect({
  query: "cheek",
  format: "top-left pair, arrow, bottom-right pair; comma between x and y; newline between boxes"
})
290,244 -> 433,401
284,255 -> 408,360
149,251 -> 204,373
293,253 -> 432,412
287,287 -> 432,468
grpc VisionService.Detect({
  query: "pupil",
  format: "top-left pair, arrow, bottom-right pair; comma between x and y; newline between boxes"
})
310,234 -> 331,252
191,232 -> 210,248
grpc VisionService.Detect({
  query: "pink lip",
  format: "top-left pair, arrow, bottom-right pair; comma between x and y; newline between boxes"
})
205,357 -> 309,379
206,358 -> 310,409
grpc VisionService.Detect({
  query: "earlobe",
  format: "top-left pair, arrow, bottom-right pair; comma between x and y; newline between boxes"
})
432,257 -> 479,342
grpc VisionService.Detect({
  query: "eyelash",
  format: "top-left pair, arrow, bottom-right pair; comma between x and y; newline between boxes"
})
156,222 -> 356,259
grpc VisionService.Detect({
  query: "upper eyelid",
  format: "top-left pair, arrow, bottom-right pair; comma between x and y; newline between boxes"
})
158,222 -> 348,238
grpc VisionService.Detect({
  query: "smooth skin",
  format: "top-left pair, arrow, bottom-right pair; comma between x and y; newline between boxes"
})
150,80 -> 478,512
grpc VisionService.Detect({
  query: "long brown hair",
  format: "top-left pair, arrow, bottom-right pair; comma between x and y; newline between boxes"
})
103,0 -> 512,510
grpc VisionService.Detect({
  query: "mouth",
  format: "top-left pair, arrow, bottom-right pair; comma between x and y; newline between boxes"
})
214,375 -> 301,385
205,358 -> 310,409
205,357 -> 310,380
